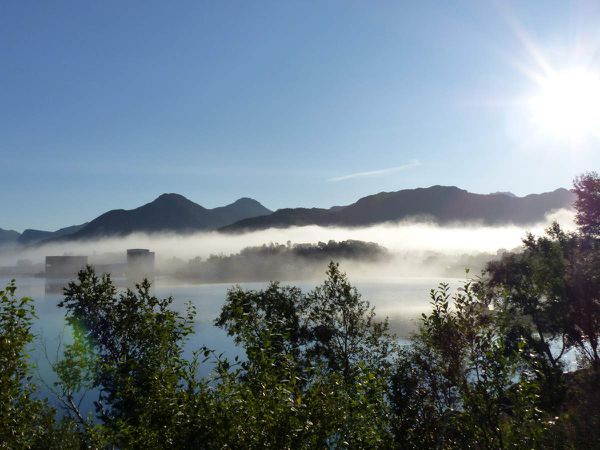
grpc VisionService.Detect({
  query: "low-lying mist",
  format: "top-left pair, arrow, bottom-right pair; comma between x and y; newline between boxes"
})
0,208 -> 575,282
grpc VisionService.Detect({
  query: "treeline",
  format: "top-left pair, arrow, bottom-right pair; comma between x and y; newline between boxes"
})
1,172 -> 600,449
167,239 -> 389,283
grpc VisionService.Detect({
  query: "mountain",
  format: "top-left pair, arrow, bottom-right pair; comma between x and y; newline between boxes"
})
210,198 -> 274,226
61,194 -> 271,239
0,228 -> 20,245
221,186 -> 576,232
17,223 -> 88,245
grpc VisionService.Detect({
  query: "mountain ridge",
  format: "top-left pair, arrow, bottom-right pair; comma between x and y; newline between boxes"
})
0,228 -> 20,245
58,194 -> 272,240
221,186 -> 575,232
1,186 -> 577,243
17,223 -> 89,245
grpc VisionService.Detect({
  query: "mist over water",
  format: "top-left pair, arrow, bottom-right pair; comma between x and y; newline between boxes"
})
0,208 -> 575,281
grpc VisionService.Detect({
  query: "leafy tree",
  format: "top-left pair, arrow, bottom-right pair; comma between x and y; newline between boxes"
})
480,225 -> 568,369
573,171 -> 600,237
216,282 -> 306,365
0,281 -> 79,449
465,172 -> 600,446
391,281 -> 552,449
482,223 -> 600,372
304,262 -> 394,381
217,261 -> 395,381
213,262 -> 395,448
57,266 -> 199,448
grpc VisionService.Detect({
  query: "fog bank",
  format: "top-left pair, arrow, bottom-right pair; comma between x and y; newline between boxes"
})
0,209 -> 575,280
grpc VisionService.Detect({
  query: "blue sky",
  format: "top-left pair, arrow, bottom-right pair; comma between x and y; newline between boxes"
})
1,0 -> 599,231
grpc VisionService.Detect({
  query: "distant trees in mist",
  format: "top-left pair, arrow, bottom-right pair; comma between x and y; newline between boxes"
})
169,239 -> 389,283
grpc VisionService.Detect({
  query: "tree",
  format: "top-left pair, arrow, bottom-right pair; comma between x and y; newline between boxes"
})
57,266 -> 199,448
469,172 -> 600,447
573,171 -> 600,237
391,281 -> 552,449
304,262 -> 394,381
0,281 -> 79,449
213,262 -> 395,448
482,222 -> 600,372
216,282 -> 306,365
217,262 -> 395,381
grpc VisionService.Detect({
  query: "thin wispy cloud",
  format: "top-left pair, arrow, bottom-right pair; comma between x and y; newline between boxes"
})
328,160 -> 421,182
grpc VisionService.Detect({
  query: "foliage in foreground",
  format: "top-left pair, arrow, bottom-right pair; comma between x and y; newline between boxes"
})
0,263 -> 565,449
0,282 -> 78,449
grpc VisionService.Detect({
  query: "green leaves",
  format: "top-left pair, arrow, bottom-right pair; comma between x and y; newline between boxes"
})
212,261 -> 395,448
573,171 -> 600,237
305,262 -> 394,381
54,266 -> 199,447
53,318 -> 97,395
0,280 -> 75,448
393,280 -> 553,449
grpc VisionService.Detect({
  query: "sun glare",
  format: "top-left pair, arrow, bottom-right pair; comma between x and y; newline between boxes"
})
529,69 -> 600,141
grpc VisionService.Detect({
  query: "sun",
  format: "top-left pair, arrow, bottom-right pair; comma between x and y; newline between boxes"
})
528,68 -> 600,141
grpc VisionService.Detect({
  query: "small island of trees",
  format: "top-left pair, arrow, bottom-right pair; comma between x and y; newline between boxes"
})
167,239 -> 389,283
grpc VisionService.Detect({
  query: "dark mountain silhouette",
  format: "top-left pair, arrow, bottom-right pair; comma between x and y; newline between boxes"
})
221,186 -> 575,232
61,194 -> 271,239
17,223 -> 88,245
210,198 -> 274,226
2,186 -> 575,243
0,228 -> 20,245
